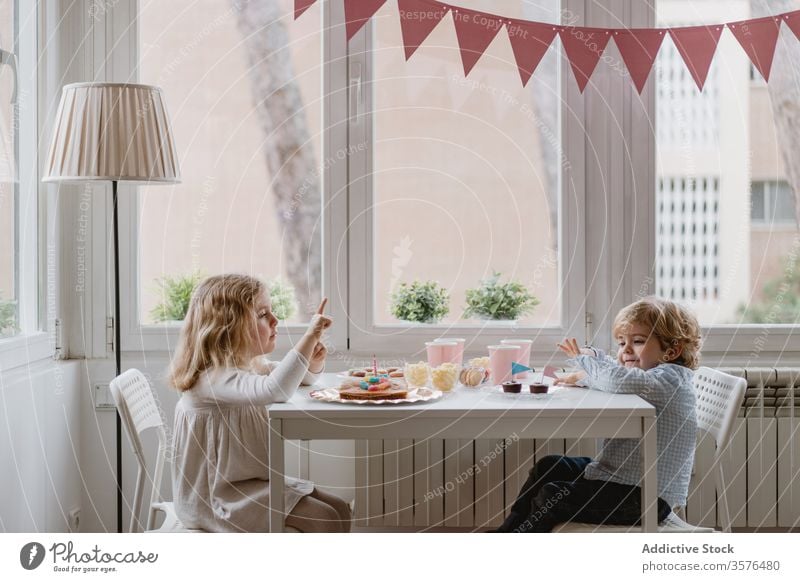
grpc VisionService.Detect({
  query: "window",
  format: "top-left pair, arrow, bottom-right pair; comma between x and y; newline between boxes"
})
369,1 -> 562,328
656,0 -> 800,327
0,0 -> 37,349
346,0 -> 584,354
0,0 -> 18,338
751,180 -> 797,226
130,0 -> 584,356
136,0 -> 324,326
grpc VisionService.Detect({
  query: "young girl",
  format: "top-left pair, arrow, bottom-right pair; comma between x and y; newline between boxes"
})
497,296 -> 701,532
169,274 -> 351,533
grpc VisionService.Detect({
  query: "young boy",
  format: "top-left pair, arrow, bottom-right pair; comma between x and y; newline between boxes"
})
497,296 -> 702,532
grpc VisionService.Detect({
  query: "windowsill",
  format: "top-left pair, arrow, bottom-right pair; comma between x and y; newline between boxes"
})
0,332 -> 53,372
121,324 -> 800,367
750,223 -> 798,232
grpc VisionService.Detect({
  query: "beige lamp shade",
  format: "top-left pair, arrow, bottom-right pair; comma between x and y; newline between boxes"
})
43,82 -> 180,183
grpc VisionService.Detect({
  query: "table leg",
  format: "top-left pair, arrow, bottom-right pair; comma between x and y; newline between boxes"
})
641,416 -> 658,532
269,418 -> 285,533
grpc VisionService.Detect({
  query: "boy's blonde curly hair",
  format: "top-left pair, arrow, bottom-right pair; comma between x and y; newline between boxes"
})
612,296 -> 702,369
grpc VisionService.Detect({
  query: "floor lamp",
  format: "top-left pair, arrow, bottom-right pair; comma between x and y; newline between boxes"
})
43,82 -> 180,532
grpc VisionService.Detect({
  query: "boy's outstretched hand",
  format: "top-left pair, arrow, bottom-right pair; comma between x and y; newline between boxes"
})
557,337 -> 582,358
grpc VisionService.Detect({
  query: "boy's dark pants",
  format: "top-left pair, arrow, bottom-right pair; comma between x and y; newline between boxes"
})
497,455 -> 672,532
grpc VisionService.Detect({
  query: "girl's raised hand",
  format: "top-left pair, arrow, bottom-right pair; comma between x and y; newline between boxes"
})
309,341 -> 328,374
307,297 -> 333,340
556,337 -> 582,358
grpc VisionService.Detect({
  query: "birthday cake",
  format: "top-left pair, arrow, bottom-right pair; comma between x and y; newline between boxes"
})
338,376 -> 409,400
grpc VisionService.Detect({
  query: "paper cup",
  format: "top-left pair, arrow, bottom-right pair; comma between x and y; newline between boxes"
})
433,338 -> 465,367
426,341 -> 459,368
488,345 -> 519,385
501,339 -> 533,379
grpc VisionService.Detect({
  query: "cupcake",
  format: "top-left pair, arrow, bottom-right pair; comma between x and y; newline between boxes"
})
529,383 -> 549,394
502,381 -> 522,393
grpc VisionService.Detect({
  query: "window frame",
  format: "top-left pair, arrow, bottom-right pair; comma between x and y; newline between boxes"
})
0,0 -> 47,370
107,0 -> 800,367
344,0 -> 587,360
652,0 -> 800,365
120,0 -> 350,356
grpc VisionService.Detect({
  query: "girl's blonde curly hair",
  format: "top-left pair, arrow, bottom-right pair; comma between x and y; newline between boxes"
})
612,296 -> 702,369
169,274 -> 265,392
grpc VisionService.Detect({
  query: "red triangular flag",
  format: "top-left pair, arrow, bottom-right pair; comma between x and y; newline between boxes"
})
613,28 -> 665,94
542,365 -> 558,379
559,26 -> 612,92
780,10 -> 800,42
294,0 -> 317,20
506,20 -> 559,87
451,7 -> 504,76
344,0 -> 388,41
398,0 -> 448,60
668,25 -> 724,91
727,15 -> 781,81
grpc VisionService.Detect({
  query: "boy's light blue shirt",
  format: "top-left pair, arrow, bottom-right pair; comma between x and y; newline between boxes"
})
570,351 -> 697,509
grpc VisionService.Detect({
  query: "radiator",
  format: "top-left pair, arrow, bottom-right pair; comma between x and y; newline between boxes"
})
353,368 -> 800,530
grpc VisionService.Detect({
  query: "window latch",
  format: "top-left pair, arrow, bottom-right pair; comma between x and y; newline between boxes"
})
349,62 -> 362,125
106,317 -> 115,352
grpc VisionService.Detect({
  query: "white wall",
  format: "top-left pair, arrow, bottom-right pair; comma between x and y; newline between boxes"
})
0,360 -> 83,532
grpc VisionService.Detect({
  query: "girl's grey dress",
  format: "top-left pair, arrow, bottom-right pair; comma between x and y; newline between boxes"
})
172,350 -> 317,532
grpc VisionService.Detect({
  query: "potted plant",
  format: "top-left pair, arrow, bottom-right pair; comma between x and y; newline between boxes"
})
390,280 -> 450,324
150,271 -> 204,323
268,277 -> 298,321
463,272 -> 539,321
0,291 -> 17,337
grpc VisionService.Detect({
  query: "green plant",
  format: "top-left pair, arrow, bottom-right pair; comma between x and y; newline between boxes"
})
736,255 -> 800,324
150,271 -> 204,323
463,271 -> 539,320
0,291 -> 18,337
390,280 -> 450,324
268,278 -> 298,320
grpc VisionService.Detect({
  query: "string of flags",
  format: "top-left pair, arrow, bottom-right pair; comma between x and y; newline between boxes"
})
295,0 -> 800,93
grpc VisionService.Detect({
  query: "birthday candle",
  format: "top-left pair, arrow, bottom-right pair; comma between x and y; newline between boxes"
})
372,354 -> 378,376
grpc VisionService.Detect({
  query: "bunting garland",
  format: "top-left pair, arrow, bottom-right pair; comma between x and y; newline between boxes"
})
398,0 -> 448,60
612,29 -> 666,94
559,27 -> 612,93
727,15 -> 782,82
296,0 -> 800,93
505,20 -> 558,87
667,25 -> 724,91
450,6 -> 504,76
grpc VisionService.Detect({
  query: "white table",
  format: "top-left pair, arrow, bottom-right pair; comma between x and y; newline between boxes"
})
268,374 -> 658,532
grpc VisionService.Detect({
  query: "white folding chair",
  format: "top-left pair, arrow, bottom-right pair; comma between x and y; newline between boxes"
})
554,366 -> 746,533
110,369 -> 202,533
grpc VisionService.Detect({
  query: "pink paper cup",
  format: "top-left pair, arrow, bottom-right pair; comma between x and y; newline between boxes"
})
501,339 -> 532,379
434,338 -> 465,366
426,341 -> 458,368
488,345 -> 519,385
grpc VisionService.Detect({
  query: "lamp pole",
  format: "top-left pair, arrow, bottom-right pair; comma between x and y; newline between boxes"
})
112,179 -> 122,533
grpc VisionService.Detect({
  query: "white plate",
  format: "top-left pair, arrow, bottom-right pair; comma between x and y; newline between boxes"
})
309,386 -> 442,405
